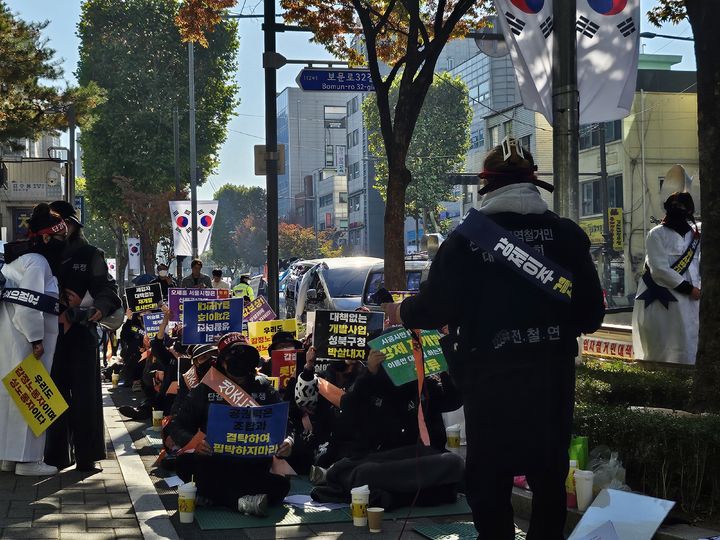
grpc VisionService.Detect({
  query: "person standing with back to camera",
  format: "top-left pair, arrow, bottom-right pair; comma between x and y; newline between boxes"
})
384,139 -> 604,539
0,204 -> 67,476
44,200 -> 122,472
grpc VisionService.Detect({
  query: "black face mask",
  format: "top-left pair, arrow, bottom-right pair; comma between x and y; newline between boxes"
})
35,238 -> 66,275
663,206 -> 692,235
223,356 -> 257,379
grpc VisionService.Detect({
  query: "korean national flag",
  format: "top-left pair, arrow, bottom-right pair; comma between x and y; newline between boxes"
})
127,238 -> 141,272
168,200 -> 219,257
494,0 -> 640,124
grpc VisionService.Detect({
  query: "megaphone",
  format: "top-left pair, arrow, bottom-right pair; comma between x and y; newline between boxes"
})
420,233 -> 445,260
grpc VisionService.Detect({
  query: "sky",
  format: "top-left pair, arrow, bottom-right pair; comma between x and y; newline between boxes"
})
6,0 -> 697,201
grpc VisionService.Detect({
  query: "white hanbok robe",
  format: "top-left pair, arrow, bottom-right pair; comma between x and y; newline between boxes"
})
632,224 -> 701,364
0,253 -> 59,461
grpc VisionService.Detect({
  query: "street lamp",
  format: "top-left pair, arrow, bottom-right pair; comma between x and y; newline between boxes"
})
639,32 -> 694,42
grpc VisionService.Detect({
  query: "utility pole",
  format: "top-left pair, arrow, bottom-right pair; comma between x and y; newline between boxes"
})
173,105 -> 185,280
598,123 -> 613,305
263,0 -> 280,314
67,104 -> 76,203
552,0 -> 579,221
188,42 -> 199,259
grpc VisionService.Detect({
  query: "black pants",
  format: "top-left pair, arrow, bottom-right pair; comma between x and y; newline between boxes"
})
176,454 -> 291,508
45,324 -> 106,469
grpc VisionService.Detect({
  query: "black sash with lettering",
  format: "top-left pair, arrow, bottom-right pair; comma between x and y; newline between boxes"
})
1,288 -> 62,316
636,231 -> 700,309
454,209 -> 573,303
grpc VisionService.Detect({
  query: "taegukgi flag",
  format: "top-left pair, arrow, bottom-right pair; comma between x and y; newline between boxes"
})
494,0 -> 640,123
107,258 -> 117,279
169,200 -> 219,257
127,238 -> 141,272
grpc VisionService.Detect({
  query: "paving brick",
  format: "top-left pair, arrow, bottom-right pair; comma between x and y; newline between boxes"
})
110,528 -> 142,538
85,517 -> 138,530
108,506 -> 134,519
244,525 -> 315,539
58,493 -> 83,506
0,526 -> 59,539
60,504 -> 109,515
32,514 -> 84,528
59,533 -> 113,540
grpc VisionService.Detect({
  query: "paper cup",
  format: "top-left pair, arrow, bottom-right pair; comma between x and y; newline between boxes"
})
178,482 -> 197,524
350,485 -> 370,526
367,507 -> 384,533
152,410 -> 164,428
111,373 -> 119,388
574,470 -> 594,512
446,425 -> 461,452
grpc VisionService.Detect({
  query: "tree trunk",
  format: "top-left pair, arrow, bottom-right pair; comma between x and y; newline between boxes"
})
110,222 -> 127,296
139,229 -> 155,275
688,0 -> 720,412
384,165 -> 411,290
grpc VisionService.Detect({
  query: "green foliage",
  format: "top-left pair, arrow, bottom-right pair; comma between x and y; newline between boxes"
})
364,73 -> 471,228
647,1 -> 687,26
212,184 -> 267,273
575,403 -> 720,516
0,3 -> 103,149
74,177 -> 117,256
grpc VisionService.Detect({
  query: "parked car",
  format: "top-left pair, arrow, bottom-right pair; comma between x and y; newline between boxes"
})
295,256 -> 382,321
361,258 -> 432,311
283,259 -> 320,318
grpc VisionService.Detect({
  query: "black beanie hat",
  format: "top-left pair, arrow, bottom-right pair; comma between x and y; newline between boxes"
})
49,200 -> 83,227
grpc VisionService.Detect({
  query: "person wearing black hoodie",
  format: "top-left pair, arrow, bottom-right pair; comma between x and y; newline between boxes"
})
44,200 -> 121,472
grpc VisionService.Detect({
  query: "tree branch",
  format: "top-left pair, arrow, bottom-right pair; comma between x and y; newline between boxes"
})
434,0 -> 447,35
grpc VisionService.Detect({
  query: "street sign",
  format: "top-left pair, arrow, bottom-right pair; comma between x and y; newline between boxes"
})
254,145 -> 286,176
296,68 -> 375,92
74,195 -> 85,224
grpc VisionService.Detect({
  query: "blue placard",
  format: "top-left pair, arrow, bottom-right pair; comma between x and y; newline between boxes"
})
142,312 -> 165,339
182,297 -> 244,344
296,68 -> 375,92
206,402 -> 289,459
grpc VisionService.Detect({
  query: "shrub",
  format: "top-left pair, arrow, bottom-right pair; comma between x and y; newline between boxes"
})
574,402 -> 720,516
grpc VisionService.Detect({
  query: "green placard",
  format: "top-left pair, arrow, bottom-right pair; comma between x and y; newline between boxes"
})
369,328 -> 448,386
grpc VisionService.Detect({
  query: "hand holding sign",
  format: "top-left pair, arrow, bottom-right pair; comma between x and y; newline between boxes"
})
366,349 -> 385,375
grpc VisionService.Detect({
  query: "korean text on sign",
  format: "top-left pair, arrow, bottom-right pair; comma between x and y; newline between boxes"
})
125,283 -> 164,313
247,319 -> 298,356
206,402 -> 289,458
1,354 -> 69,436
142,312 -> 166,339
167,287 -> 229,322
182,297 -> 244,345
271,350 -> 299,390
313,310 -> 384,362
243,297 -> 277,323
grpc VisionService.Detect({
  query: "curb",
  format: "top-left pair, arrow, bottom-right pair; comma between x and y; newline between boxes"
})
510,487 -> 720,540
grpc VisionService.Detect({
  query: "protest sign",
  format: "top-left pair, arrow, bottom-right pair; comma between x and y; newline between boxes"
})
313,310 -> 383,362
368,328 -> 449,386
142,312 -> 166,339
271,349 -> 300,390
2,354 -> 69,436
201,367 -> 259,407
125,283 -> 163,313
247,319 -> 298,357
243,296 -> 277,323
167,287 -> 229,321
390,291 -> 417,303
182,297 -> 243,344
206,401 -> 289,458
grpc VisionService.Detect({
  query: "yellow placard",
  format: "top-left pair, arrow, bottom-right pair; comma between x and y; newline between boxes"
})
266,377 -> 280,390
2,354 -> 69,437
246,319 -> 298,356
579,217 -> 604,246
608,207 -> 623,251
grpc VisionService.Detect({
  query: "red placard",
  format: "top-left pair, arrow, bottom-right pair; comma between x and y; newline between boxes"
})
271,350 -> 300,390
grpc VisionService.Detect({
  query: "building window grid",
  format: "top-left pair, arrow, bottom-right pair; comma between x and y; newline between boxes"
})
579,120 -> 622,151
580,175 -> 624,217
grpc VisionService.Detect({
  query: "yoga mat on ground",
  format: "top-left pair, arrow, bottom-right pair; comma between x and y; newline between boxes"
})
384,495 -> 472,520
414,522 -> 527,540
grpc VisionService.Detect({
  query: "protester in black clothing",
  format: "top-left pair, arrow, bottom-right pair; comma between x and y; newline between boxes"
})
386,140 -> 605,540
45,200 -> 122,472
168,338 -> 294,515
152,263 -> 177,298
118,310 -> 145,387
180,259 -> 212,289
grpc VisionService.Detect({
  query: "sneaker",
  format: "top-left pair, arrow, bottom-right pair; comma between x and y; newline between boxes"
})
237,494 -> 268,517
118,405 -> 151,421
15,461 -> 58,476
1,460 -> 15,473
309,465 -> 327,485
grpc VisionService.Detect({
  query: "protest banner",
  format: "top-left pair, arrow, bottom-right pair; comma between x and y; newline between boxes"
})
142,312 -> 166,339
247,319 -> 298,357
201,367 -> 259,407
271,349 -> 300,390
125,283 -> 163,313
2,354 -> 69,436
167,287 -> 230,322
182,365 -> 201,390
313,310 -> 383,362
182,297 -> 243,345
243,296 -> 277,323
368,328 -> 449,386
206,401 -> 289,458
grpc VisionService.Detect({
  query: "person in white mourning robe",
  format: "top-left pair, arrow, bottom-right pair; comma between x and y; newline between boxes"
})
0,204 -> 68,475
633,192 -> 701,364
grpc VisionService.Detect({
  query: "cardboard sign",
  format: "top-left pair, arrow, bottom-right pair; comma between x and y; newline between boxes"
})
182,298 -> 244,345
368,328 -> 449,386
243,297 -> 277,323
206,401 -> 289,458
247,319 -> 298,357
167,287 -> 230,322
582,337 -> 633,360
313,310 -> 383,362
142,312 -> 165,339
271,349 -> 300,390
125,283 -> 163,313
2,354 -> 69,436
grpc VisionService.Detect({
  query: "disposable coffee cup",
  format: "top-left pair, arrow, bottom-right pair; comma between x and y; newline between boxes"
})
350,485 -> 370,526
446,424 -> 461,453
367,507 -> 384,533
152,410 -> 163,428
111,373 -> 119,388
178,482 -> 197,524
574,470 -> 594,512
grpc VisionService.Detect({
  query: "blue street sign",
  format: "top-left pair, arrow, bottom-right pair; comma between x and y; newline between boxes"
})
296,68 -> 375,92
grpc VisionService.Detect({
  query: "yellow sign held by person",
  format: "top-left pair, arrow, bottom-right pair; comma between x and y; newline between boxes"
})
2,354 -> 68,436
247,319 -> 298,356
